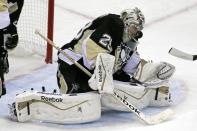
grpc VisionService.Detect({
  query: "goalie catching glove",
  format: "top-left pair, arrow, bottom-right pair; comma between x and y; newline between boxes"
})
133,59 -> 176,86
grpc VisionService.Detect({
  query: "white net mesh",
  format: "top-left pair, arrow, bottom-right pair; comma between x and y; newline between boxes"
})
9,0 -> 50,57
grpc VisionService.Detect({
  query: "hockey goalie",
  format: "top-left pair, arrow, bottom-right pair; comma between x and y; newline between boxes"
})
9,7 -> 175,124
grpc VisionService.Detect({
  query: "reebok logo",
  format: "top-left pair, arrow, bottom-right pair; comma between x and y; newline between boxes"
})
114,92 -> 140,115
41,96 -> 63,103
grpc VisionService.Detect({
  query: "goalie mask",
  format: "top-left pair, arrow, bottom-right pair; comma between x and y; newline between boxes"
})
121,7 -> 145,42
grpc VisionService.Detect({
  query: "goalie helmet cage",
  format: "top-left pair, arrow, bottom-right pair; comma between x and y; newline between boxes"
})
15,0 -> 54,63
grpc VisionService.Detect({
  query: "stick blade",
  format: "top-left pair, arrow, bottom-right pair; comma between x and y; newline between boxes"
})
145,109 -> 174,125
169,47 -> 194,61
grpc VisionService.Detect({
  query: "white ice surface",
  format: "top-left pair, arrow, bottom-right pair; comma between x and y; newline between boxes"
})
1,0 -> 197,131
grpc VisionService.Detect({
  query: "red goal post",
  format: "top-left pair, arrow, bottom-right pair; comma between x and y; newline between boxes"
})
46,0 -> 54,63
10,0 -> 54,63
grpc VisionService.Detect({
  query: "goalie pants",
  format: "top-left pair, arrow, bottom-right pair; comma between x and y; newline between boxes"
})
57,58 -> 132,94
57,58 -> 94,94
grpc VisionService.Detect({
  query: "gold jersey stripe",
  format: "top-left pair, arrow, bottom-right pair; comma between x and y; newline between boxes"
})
0,0 -> 8,12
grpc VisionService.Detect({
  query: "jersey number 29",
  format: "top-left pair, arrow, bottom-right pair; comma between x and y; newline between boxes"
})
99,34 -> 112,52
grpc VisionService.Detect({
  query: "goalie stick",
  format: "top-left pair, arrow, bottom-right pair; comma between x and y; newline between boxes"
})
169,47 -> 197,61
35,30 -> 174,125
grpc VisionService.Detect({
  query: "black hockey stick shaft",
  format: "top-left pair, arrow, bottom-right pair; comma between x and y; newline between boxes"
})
193,55 -> 197,60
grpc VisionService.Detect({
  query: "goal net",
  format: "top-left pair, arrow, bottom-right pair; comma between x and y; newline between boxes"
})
9,0 -> 54,63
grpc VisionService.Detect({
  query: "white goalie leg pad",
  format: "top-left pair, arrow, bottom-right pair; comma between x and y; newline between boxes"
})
88,53 -> 115,94
133,60 -> 175,85
101,80 -> 151,111
101,80 -> 172,111
11,91 -> 101,124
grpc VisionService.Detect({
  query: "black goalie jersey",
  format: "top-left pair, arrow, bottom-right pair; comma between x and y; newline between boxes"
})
59,14 -> 138,72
